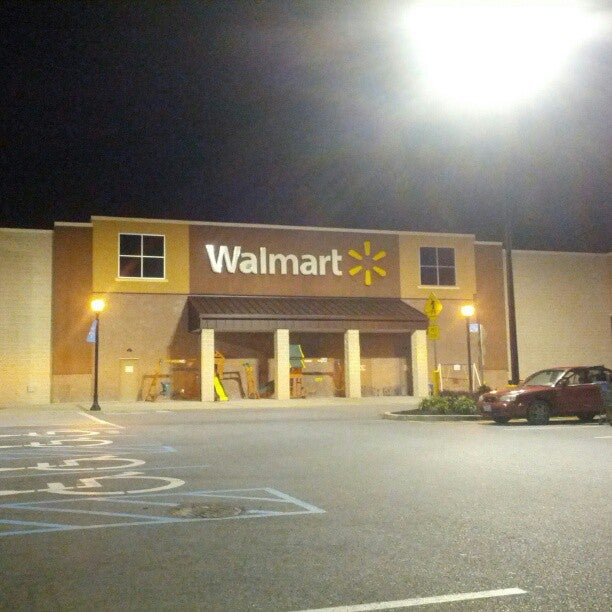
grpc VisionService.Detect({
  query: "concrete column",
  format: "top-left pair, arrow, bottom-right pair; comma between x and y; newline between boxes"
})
200,328 -> 215,402
411,329 -> 429,397
344,329 -> 362,398
274,329 -> 290,400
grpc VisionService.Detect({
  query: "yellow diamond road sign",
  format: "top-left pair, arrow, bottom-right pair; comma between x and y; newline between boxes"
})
424,294 -> 443,321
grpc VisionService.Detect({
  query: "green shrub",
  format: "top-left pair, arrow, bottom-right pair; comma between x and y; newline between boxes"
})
450,395 -> 478,414
419,393 -> 477,415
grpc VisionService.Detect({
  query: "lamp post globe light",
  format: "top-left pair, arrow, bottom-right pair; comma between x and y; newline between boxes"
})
404,2 -> 603,384
461,304 -> 476,393
90,298 -> 105,411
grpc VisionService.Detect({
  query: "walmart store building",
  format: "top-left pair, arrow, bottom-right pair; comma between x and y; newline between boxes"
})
1,216 -> 610,405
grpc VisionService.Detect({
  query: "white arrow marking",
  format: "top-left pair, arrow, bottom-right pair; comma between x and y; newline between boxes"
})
49,472 -> 185,495
0,430 -> 99,438
0,456 -> 145,473
0,472 -> 184,497
36,456 -> 145,471
0,439 -> 113,449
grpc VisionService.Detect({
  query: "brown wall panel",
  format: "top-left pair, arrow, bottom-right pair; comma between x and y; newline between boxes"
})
52,226 -> 93,376
189,225 -> 400,297
474,244 -> 508,372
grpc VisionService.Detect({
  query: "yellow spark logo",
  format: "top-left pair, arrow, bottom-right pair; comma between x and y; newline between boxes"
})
348,240 -> 387,286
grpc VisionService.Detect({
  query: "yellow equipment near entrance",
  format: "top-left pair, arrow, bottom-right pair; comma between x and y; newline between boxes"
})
244,363 -> 260,399
213,351 -> 228,401
213,375 -> 228,401
290,344 -> 306,398
145,359 -> 187,402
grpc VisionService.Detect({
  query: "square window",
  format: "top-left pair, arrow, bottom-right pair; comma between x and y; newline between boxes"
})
118,233 -> 166,279
419,246 -> 456,286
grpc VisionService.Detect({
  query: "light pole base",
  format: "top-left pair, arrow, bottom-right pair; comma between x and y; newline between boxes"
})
90,401 -> 101,411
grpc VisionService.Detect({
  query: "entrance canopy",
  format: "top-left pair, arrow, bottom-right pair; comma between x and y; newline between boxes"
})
188,295 -> 428,333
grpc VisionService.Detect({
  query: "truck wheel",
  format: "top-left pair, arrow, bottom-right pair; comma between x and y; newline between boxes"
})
527,401 -> 550,425
493,416 -> 510,424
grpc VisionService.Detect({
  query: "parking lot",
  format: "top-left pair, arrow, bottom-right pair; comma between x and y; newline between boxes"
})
1,403 -> 609,611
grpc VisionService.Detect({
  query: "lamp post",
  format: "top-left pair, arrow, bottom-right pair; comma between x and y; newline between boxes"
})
90,298 -> 105,411
461,304 -> 475,393
504,207 -> 520,384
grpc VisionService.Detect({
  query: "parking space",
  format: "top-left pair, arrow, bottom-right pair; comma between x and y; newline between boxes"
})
0,422 -> 324,540
0,487 -> 324,538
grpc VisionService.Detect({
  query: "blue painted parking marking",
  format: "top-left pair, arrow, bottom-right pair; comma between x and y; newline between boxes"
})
0,488 -> 325,537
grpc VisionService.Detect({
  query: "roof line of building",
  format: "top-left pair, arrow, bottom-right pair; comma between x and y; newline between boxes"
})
54,221 -> 93,228
89,215 -> 476,240
509,248 -> 611,257
0,227 -> 53,234
474,240 -> 502,247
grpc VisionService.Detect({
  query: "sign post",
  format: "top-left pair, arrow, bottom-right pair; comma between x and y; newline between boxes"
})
424,294 -> 443,395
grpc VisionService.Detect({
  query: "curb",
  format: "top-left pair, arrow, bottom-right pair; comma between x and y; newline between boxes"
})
0,397 -> 423,414
382,411 -> 482,422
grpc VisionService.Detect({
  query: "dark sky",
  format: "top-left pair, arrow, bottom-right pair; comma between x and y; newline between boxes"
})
2,1 -> 610,251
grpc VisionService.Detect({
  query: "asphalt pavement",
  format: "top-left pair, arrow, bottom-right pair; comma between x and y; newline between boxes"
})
0,400 -> 609,611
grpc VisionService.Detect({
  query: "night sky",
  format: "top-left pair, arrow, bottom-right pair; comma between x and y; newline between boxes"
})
2,1 -> 610,252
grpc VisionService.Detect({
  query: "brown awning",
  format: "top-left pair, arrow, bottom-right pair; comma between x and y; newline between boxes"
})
188,295 -> 428,333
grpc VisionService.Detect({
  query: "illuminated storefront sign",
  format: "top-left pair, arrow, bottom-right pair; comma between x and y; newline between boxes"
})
205,239 -> 387,286
190,226 -> 400,297
206,244 -> 343,276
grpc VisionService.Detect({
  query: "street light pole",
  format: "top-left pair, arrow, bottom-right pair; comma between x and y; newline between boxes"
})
91,311 -> 101,411
90,298 -> 105,411
504,204 -> 520,385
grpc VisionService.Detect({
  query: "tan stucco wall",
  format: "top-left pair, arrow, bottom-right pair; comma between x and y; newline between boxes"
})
399,232 -> 476,301
513,250 -> 611,378
92,293 -> 199,402
0,229 -> 52,405
398,234 -> 482,390
92,217 -> 190,294
404,296 -> 479,389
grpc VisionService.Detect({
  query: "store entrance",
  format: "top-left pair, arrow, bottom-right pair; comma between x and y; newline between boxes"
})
289,333 -> 345,398
360,333 -> 412,397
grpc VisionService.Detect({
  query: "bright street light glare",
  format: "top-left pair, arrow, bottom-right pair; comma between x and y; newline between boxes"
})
90,298 -> 105,313
461,304 -> 476,317
405,1 -> 605,112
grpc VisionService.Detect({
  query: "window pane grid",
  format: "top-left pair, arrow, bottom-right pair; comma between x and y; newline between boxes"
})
118,233 -> 165,279
420,247 -> 456,287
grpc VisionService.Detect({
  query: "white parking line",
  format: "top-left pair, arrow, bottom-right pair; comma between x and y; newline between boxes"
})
79,412 -> 124,429
292,587 -> 527,611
